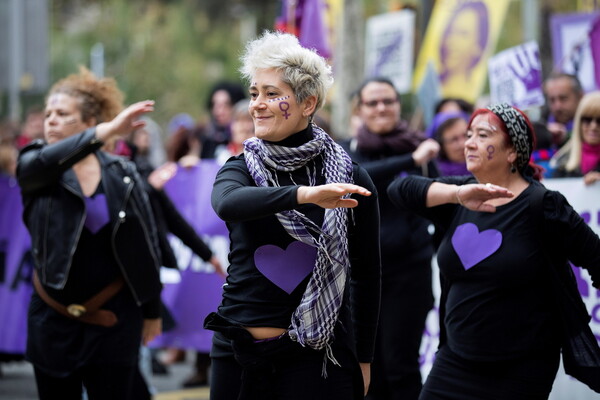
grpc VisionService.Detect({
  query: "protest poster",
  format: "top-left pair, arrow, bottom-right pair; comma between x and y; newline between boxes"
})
488,41 -> 545,109
413,0 -> 509,103
365,9 -> 416,94
550,11 -> 600,93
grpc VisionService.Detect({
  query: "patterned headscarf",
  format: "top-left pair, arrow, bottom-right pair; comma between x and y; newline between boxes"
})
487,103 -> 532,171
243,124 -> 353,360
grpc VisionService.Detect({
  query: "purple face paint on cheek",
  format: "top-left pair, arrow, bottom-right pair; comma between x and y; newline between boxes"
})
279,102 -> 291,119
487,145 -> 495,160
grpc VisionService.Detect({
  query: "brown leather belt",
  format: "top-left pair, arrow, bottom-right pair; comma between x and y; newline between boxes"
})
33,271 -> 124,327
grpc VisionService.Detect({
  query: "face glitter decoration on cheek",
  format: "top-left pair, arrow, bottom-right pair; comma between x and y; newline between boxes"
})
267,96 -> 290,103
486,145 -> 495,160
64,118 -> 78,125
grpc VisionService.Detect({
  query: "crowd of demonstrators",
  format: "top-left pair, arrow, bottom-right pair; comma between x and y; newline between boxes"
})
204,31 -> 381,400
340,77 -> 438,400
16,67 -> 162,400
2,19 -> 600,400
389,104 -> 600,399
550,91 -> 600,184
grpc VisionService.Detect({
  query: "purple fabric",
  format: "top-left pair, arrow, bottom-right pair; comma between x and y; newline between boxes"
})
276,0 -> 331,58
254,242 -> 317,294
163,161 -> 228,237
436,159 -> 470,177
150,160 -> 228,352
426,111 -> 470,139
84,194 -> 109,234
299,0 -> 331,58
451,223 -> 502,270
0,175 -> 33,354
591,16 -> 600,89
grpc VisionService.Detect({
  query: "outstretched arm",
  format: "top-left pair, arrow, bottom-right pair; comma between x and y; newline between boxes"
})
427,182 -> 513,212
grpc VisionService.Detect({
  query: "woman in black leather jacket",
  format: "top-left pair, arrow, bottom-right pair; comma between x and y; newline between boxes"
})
16,67 -> 162,400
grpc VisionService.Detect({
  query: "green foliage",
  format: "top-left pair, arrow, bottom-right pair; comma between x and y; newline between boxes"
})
49,0 -> 277,129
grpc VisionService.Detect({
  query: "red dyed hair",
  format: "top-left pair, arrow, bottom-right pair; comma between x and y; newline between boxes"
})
467,107 -> 543,181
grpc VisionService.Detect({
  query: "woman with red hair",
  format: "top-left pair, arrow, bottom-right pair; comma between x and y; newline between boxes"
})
388,104 -> 600,398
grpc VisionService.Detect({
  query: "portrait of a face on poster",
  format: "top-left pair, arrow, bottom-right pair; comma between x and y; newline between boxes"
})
413,0 -> 509,103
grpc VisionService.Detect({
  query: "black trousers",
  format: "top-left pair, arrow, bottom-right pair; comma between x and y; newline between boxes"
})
419,346 -> 560,400
210,356 -> 243,400
33,363 -> 149,400
234,333 -> 362,400
367,264 -> 433,400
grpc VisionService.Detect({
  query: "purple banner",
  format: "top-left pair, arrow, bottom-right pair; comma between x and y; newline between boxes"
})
150,160 -> 228,352
550,11 -> 600,93
0,175 -> 33,354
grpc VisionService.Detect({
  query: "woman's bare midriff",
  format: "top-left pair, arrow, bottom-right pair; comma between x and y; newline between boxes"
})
244,326 -> 287,340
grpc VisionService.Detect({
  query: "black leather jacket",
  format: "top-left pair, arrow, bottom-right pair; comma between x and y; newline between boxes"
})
17,128 -> 162,317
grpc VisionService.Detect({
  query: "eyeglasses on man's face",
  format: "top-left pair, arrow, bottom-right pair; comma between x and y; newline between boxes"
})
361,98 -> 399,108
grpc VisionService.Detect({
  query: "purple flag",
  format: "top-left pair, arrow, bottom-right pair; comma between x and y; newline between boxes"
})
275,0 -> 331,58
299,0 -> 331,58
0,175 -> 33,354
589,15 -> 600,89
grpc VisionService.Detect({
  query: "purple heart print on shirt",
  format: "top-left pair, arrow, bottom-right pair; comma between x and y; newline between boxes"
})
451,223 -> 502,270
84,193 -> 110,234
254,241 -> 317,294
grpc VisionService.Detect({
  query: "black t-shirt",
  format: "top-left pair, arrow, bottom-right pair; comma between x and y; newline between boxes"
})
210,127 -> 381,362
388,175 -> 600,362
437,184 -> 560,360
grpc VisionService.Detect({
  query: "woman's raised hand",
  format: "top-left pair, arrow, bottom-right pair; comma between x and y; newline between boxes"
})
95,100 -> 155,143
455,183 -> 513,212
297,183 -> 371,209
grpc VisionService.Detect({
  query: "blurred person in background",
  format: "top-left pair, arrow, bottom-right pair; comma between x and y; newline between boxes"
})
16,106 -> 45,149
341,77 -> 439,400
551,91 -> 600,185
543,73 -> 583,149
17,67 -> 161,400
430,111 -> 470,177
128,116 -> 166,175
0,143 -> 18,177
215,99 -> 254,165
199,81 -> 247,159
434,98 -> 474,116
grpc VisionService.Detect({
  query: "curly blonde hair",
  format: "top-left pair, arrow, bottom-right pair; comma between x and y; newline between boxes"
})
47,66 -> 124,124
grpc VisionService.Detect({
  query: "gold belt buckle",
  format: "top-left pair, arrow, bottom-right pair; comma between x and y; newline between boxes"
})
67,304 -> 86,317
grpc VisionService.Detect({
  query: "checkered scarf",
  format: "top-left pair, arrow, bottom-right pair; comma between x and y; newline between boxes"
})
488,103 -> 532,171
243,124 -> 353,357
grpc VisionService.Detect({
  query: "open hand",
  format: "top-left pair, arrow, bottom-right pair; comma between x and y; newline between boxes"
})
456,183 -> 514,212
297,183 -> 371,209
96,100 -> 155,142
